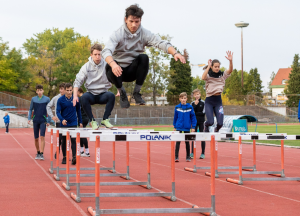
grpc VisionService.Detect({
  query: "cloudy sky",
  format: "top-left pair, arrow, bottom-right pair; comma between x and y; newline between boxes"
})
1,0 -> 300,90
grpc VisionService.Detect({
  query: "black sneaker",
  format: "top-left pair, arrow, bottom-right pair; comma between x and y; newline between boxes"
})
133,92 -> 145,105
119,89 -> 130,109
204,122 -> 209,132
72,157 -> 76,165
214,127 -> 219,132
62,157 -> 66,164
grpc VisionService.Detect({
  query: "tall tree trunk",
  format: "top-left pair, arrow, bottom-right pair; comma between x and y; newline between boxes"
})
153,65 -> 156,106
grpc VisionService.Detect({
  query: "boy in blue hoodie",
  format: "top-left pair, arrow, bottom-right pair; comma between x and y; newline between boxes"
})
3,112 -> 10,133
173,92 -> 197,162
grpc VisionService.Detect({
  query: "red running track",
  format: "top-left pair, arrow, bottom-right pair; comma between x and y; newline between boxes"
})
1,128 -> 300,216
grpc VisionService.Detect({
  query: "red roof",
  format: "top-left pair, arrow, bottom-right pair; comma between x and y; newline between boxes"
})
271,68 -> 292,86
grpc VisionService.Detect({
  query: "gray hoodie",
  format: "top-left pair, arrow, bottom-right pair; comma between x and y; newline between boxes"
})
102,21 -> 173,67
46,93 -> 62,122
73,57 -> 112,95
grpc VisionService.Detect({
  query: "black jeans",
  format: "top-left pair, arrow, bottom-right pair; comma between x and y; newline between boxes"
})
61,125 -> 77,158
80,92 -> 115,121
106,54 -> 149,88
191,122 -> 206,154
56,122 -> 62,152
80,119 -> 89,149
175,131 -> 190,159
205,95 -> 224,132
5,123 -> 9,133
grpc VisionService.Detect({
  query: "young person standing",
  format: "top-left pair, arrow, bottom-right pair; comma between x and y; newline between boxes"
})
3,112 -> 10,134
73,44 -> 115,130
102,4 -> 186,109
191,89 -> 206,159
28,84 -> 50,160
56,83 -> 83,165
46,83 -> 65,158
202,51 -> 233,132
173,92 -> 197,162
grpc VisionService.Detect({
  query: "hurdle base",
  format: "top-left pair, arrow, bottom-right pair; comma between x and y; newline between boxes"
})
120,176 -> 130,180
62,182 -> 70,191
108,170 -> 115,173
70,192 -> 81,203
226,178 -> 243,185
48,168 -> 53,174
268,173 -> 285,178
139,184 -> 152,189
53,174 -> 60,181
192,205 -> 211,216
161,194 -> 176,202
87,206 -> 95,216
242,169 -> 254,171
205,172 -> 219,178
184,167 -> 197,173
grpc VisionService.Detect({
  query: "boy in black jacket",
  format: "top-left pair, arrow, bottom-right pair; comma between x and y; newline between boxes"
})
191,89 -> 206,159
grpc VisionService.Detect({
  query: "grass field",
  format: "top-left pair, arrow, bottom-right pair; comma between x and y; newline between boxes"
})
135,125 -> 300,147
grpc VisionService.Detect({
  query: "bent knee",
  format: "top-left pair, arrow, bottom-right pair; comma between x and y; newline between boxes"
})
138,54 -> 149,62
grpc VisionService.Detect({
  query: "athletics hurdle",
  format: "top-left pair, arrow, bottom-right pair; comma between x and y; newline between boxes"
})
49,129 -> 54,174
226,134 -> 300,185
87,133 -> 219,216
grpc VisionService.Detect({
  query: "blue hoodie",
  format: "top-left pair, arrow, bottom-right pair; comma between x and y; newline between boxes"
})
173,103 -> 197,131
3,115 -> 10,124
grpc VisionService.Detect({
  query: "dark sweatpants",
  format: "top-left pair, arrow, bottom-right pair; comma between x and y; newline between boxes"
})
106,54 -> 149,88
191,122 -> 206,154
61,125 -> 77,158
80,119 -> 89,149
204,95 -> 224,132
175,131 -> 190,159
5,123 -> 9,133
56,122 -> 62,153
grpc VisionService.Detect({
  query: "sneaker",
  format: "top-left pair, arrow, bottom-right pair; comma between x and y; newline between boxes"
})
133,92 -> 145,105
80,151 -> 85,156
119,89 -> 130,109
186,158 -> 191,162
200,154 -> 205,159
80,152 -> 90,157
175,157 -> 179,162
40,154 -> 44,160
35,154 -> 41,160
72,157 -> 76,165
85,153 -> 90,157
101,119 -> 113,128
190,153 -> 194,159
204,122 -> 209,132
62,157 -> 66,164
214,127 -> 219,133
91,121 -> 99,130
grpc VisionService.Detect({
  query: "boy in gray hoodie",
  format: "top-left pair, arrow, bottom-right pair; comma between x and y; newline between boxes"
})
73,44 -> 115,130
102,4 -> 186,109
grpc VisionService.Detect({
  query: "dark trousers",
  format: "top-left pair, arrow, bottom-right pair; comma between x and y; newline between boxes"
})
80,119 -> 89,149
106,54 -> 149,88
61,125 -> 77,158
56,122 -> 62,152
80,92 -> 115,121
204,95 -> 224,132
191,122 -> 206,154
5,123 -> 9,133
175,131 -> 190,159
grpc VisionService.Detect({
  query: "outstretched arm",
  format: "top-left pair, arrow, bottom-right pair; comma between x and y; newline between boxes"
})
225,51 -> 233,75
202,59 -> 212,80
167,47 -> 186,64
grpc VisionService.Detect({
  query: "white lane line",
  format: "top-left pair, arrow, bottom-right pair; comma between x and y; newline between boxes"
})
10,133 -> 88,216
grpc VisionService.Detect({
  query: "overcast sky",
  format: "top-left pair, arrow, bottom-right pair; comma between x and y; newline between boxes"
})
1,0 -> 300,91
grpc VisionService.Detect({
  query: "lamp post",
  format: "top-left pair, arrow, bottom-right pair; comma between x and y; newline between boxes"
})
235,21 -> 249,88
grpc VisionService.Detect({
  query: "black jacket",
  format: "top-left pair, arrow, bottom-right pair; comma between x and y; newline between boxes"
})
191,99 -> 205,123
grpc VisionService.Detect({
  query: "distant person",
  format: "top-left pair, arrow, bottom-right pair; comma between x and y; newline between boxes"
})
3,112 -> 10,134
173,92 -> 196,162
56,83 -> 83,165
77,87 -> 90,157
73,44 -> 115,130
191,89 -> 206,159
102,4 -> 186,109
202,51 -> 233,132
46,83 -> 65,159
28,84 -> 51,160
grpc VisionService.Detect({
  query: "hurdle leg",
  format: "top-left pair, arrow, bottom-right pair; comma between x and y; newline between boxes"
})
49,129 -> 54,174
62,132 -> 71,190
140,141 -> 152,189
215,141 -> 219,178
184,141 -> 197,173
269,140 -> 285,178
211,136 -> 217,216
71,133 -> 81,203
54,130 -> 60,181
121,141 -> 130,180
171,141 -> 176,201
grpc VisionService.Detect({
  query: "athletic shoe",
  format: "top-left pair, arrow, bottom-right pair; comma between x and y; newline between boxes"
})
101,119 -> 113,128
214,127 -> 219,133
35,154 -> 41,160
119,89 -> 130,109
72,157 -> 76,165
40,154 -> 44,160
80,152 -> 90,157
62,157 -> 66,164
204,122 -> 209,132
190,153 -> 194,159
91,121 -> 99,130
85,153 -> 90,157
133,92 -> 145,105
200,154 -> 205,159
186,158 -> 191,162
5,132 -> 8,134
175,157 -> 179,162
80,151 -> 85,156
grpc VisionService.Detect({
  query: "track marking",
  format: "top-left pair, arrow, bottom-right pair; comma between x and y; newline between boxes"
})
10,133 -> 88,216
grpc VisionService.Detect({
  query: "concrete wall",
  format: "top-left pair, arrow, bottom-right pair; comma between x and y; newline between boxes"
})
266,107 -> 286,116
0,110 -> 30,128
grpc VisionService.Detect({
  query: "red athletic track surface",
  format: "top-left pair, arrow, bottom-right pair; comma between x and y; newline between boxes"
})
1,128 -> 300,216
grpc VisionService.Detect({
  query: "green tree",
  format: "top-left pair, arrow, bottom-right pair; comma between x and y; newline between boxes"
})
224,69 -> 243,98
191,75 -> 206,99
268,71 -> 276,93
244,68 -> 263,96
167,49 -> 192,104
285,54 -> 300,107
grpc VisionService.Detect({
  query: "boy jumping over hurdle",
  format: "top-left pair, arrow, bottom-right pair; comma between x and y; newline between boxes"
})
173,92 -> 197,162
